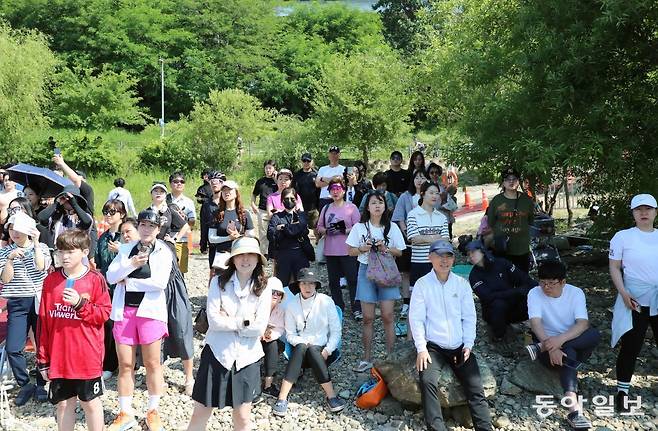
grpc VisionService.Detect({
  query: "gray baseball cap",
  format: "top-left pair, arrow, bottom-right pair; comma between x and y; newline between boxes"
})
429,239 -> 455,255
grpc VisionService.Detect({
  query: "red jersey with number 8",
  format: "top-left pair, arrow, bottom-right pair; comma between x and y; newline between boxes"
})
37,269 -> 112,380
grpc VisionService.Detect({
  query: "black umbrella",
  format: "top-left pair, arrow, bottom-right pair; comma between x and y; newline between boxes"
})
7,163 -> 73,198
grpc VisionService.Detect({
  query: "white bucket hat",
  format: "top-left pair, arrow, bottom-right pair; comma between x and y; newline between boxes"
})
227,236 -> 266,266
6,212 -> 37,236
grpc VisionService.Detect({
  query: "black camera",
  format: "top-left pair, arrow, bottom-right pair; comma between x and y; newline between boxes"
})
243,320 -> 250,327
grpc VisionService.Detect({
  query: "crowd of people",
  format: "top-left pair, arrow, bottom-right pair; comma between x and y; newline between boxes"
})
0,147 -> 655,431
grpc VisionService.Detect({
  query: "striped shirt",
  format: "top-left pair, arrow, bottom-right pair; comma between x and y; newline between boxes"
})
406,206 -> 449,263
0,243 -> 51,297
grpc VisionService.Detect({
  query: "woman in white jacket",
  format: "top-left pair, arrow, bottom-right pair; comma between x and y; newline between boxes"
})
187,236 -> 273,431
106,208 -> 172,431
272,268 -> 345,417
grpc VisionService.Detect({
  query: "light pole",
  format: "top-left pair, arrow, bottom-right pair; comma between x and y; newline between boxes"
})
159,58 -> 165,138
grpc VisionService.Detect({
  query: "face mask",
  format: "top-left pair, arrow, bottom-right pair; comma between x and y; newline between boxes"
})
283,199 -> 296,210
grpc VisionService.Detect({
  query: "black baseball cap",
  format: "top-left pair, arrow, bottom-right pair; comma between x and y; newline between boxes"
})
301,153 -> 313,162
138,208 -> 161,226
501,167 -> 520,180
328,146 -> 340,153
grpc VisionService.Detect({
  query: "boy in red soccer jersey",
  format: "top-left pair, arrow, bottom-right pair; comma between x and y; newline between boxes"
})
37,229 -> 111,431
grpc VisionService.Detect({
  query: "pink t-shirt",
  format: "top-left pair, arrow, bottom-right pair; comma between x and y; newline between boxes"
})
266,192 -> 304,212
318,202 -> 360,256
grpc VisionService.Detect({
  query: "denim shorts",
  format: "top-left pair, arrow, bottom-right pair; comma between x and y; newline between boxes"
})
355,263 -> 401,304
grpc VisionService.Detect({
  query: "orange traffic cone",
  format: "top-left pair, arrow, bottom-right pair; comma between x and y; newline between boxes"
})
96,220 -> 109,238
481,189 -> 489,212
463,187 -> 472,209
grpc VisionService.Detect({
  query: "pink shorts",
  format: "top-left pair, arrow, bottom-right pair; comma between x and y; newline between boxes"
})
112,306 -> 168,346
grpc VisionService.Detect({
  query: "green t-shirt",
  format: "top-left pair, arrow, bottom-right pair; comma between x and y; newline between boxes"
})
487,192 -> 535,256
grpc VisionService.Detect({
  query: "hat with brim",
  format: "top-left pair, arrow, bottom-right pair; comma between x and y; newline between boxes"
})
150,183 -> 168,193
429,239 -> 455,256
6,212 -> 36,236
289,267 -> 321,292
221,180 -> 239,190
465,239 -> 486,253
277,169 -> 293,180
226,236 -> 267,267
630,194 -> 657,210
270,277 -> 285,297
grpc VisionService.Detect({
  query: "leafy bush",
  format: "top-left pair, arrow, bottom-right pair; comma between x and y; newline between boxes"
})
50,67 -> 150,130
60,134 -> 119,175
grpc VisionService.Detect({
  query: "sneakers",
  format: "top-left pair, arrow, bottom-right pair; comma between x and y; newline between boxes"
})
102,371 -> 114,381
272,399 -> 288,417
146,409 -> 164,431
615,391 -> 629,413
566,410 -> 592,429
353,310 -> 363,321
326,397 -> 346,413
33,385 -> 48,402
352,361 -> 373,373
525,343 -> 541,361
400,304 -> 409,318
263,384 -> 280,398
108,411 -> 138,431
15,383 -> 36,406
253,394 -> 264,405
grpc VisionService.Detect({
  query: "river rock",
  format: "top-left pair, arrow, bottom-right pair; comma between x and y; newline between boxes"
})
500,376 -> 522,395
374,340 -> 497,408
508,359 -> 563,397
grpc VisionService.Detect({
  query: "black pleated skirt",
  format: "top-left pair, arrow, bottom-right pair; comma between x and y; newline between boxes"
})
191,345 -> 261,408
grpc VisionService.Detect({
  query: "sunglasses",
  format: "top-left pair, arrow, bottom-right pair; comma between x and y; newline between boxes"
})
171,179 -> 185,184
7,206 -> 22,215
272,291 -> 284,298
102,209 -> 119,216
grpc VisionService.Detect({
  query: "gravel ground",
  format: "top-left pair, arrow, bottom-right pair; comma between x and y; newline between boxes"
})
7,236 -> 658,430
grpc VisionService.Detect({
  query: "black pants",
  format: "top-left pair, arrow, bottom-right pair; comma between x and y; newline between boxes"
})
482,295 -> 528,339
275,248 -> 309,289
616,306 -> 658,383
410,262 -> 433,287
283,344 -> 334,385
103,318 -> 119,372
261,339 -> 283,378
419,342 -> 492,431
537,327 -> 601,393
326,255 -> 360,313
6,297 -> 46,387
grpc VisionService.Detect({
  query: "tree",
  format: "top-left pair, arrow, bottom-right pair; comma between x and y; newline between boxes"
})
179,89 -> 275,171
374,0 -> 430,53
312,50 -> 413,164
0,22 -> 57,162
50,67 -> 150,130
416,0 -> 658,232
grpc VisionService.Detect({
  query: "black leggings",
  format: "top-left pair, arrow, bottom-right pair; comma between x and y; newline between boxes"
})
326,255 -> 360,313
616,306 -> 658,383
262,339 -> 283,378
283,344 -> 334,385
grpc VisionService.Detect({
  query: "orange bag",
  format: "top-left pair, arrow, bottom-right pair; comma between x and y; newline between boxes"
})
355,367 -> 388,409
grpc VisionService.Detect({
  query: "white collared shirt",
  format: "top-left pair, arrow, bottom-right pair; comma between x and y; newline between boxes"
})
284,292 -> 341,354
204,274 -> 273,371
170,194 -> 196,242
409,270 -> 477,352
107,240 -> 173,323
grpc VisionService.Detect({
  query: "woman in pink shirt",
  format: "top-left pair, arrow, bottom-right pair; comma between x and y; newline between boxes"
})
317,176 -> 362,320
266,169 -> 303,214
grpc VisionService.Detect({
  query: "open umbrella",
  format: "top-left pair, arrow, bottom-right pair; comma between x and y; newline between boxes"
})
7,163 -> 73,198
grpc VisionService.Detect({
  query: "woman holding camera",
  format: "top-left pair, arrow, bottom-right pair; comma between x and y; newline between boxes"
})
317,176 -> 361,320
106,209 -> 172,431
347,192 -> 406,373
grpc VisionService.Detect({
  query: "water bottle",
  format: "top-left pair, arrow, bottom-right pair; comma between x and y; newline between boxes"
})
65,279 -> 75,290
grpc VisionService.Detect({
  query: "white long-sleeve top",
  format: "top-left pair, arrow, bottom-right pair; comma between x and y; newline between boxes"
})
108,187 -> 138,217
205,274 -> 273,371
106,240 -> 172,323
285,292 -> 341,354
409,270 -> 477,352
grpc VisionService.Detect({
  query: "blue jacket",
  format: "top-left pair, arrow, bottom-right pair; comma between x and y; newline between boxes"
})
468,257 -> 537,307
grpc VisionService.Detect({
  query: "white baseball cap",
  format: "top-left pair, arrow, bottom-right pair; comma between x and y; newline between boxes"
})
630,194 -> 657,210
221,180 -> 239,190
150,183 -> 168,193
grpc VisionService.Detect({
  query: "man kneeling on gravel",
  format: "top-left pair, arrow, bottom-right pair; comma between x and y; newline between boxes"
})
410,240 -> 493,431
524,260 -> 601,430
